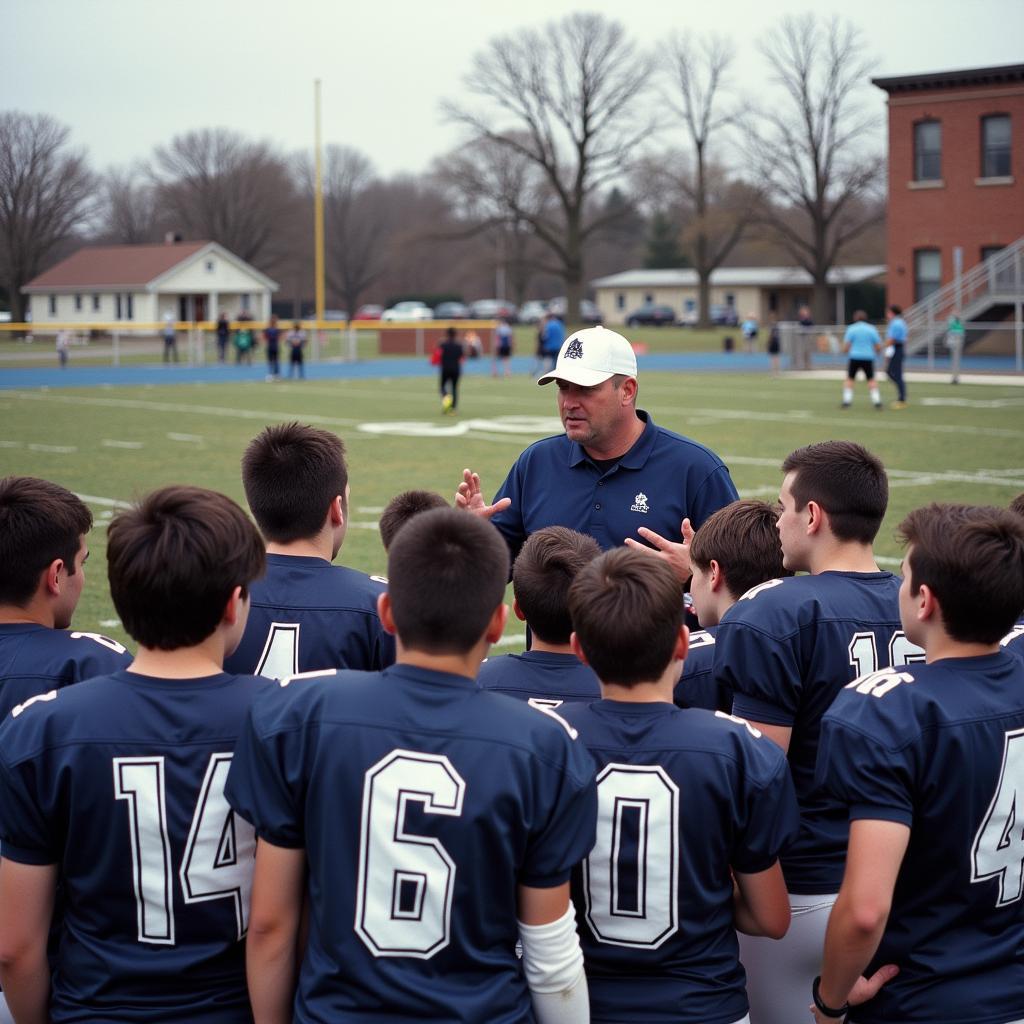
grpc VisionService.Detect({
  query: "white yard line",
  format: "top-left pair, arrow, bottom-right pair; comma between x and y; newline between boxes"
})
27,443 -> 77,453
102,439 -> 144,449
167,432 -> 205,443
76,493 -> 133,509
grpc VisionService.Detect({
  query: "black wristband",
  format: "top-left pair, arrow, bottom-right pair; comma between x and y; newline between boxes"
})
812,976 -> 850,1019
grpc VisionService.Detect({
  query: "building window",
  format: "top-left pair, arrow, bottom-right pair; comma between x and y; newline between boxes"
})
48,295 -> 57,315
914,120 -> 942,181
92,294 -> 100,311
981,245 -> 1004,263
115,294 -> 122,320
725,293 -> 735,308
643,293 -> 653,304
126,294 -> 134,319
914,249 -> 941,302
74,294 -> 82,311
616,292 -> 625,310
981,115 -> 1011,178
205,259 -> 215,272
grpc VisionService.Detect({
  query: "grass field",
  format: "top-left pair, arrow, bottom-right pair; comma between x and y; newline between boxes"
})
1,366 -> 1022,651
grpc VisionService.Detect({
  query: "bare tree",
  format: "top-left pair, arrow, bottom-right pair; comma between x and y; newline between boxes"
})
747,15 -> 884,321
663,34 -> 755,326
95,164 -> 164,244
0,112 -> 94,322
443,12 -> 653,320
151,128 -> 298,274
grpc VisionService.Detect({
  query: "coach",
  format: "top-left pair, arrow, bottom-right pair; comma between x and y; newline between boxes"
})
457,325 -> 739,566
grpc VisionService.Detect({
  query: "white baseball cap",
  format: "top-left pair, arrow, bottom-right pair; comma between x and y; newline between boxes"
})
537,325 -> 638,386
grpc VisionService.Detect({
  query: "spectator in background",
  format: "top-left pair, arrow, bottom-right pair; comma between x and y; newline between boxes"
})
541,310 -> 565,373
162,310 -> 179,363
234,311 -> 255,365
286,321 -> 306,378
378,489 -> 449,551
841,310 -> 883,410
947,311 -> 965,384
55,328 -> 72,368
885,304 -> 908,408
530,313 -> 549,376
215,310 -> 230,362
263,314 -> 281,381
741,313 -> 759,353
494,318 -> 513,378
438,326 -> 464,413
767,318 -> 782,375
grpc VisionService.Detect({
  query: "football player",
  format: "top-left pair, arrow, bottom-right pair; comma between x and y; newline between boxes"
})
226,508 -> 597,1024
676,499 -> 792,712
0,476 -> 131,721
0,486 -> 272,1024
224,422 -> 395,679
712,441 -> 921,1024
813,503 -> 1024,1023
1002,492 -> 1024,660
478,526 -> 601,704
560,548 -> 798,1024
377,489 -> 448,551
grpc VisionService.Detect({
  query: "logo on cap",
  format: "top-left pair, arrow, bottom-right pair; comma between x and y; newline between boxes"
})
631,492 -> 649,514
565,339 -> 584,360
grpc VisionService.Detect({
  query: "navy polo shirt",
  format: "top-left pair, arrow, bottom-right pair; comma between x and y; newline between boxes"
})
490,410 -> 738,561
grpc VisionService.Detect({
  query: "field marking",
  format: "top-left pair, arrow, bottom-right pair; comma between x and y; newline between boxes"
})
77,493 -> 132,509
919,397 -> 1024,408
6,391 -> 358,428
167,432 -> 205,443
494,634 -> 527,648
273,382 -> 534,406
99,619 -> 121,628
102,439 -> 144,449
28,443 -> 77,454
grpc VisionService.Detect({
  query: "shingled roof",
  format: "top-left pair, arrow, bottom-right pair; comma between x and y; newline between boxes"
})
23,242 -> 211,291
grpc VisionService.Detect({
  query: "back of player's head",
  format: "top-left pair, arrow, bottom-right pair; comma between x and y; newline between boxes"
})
107,486 -> 265,651
0,476 -> 92,607
690,499 -> 791,599
512,527 -> 601,644
889,304 -> 902,315
1010,492 -> 1024,520
853,309 -> 868,322
378,490 -> 449,551
898,503 -> 1024,645
242,422 -> 348,543
782,441 -> 888,544
569,548 -> 683,686
386,508 -> 509,655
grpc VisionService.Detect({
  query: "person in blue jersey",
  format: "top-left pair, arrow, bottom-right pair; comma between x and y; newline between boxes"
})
560,548 -> 798,1024
226,509 -> 597,1024
541,311 -> 565,372
884,304 -> 908,408
224,422 -> 395,679
455,325 -> 739,565
0,476 -> 132,721
377,489 -> 449,551
224,512 -> 593,1024
478,526 -> 601,704
713,441 -> 921,1024
0,485 -> 273,1024
841,310 -> 883,410
674,499 -> 792,712
813,503 -> 1024,1024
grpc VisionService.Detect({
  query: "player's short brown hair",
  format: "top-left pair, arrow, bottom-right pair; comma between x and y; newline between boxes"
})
386,508 -> 509,655
0,476 -> 92,607
690,499 -> 791,599
899,503 -> 1024,645
107,486 -> 265,651
782,441 -> 888,544
569,548 -> 684,686
1010,493 -> 1024,520
512,527 -> 601,644
242,423 -> 348,543
378,490 -> 449,551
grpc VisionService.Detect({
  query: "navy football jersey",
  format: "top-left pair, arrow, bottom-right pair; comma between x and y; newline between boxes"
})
226,664 -> 597,1024
817,652 -> 1024,1023
672,628 -> 730,711
1001,617 -> 1024,661
558,700 -> 798,1024
715,572 -> 922,894
224,553 -> 395,678
0,670 -> 275,1024
476,650 -> 600,704
0,623 -> 132,720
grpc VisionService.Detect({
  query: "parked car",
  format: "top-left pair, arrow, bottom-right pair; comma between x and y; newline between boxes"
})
517,300 -> 550,324
546,297 -> 603,324
434,301 -> 470,320
469,299 -> 518,321
710,304 -> 739,326
626,303 -> 677,327
381,301 -> 434,322
354,304 -> 383,320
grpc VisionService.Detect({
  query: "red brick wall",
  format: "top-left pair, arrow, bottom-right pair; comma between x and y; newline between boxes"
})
884,81 -> 1024,309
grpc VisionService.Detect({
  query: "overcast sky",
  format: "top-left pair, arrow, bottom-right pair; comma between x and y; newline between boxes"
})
4,0 -> 1022,178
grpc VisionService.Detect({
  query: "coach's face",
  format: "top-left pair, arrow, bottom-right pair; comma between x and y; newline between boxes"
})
556,377 -> 635,453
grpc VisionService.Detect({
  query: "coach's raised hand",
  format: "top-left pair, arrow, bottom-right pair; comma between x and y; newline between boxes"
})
624,517 -> 693,582
455,468 -> 512,520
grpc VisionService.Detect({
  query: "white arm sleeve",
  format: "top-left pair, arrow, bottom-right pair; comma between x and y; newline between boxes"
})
517,904 -> 589,1024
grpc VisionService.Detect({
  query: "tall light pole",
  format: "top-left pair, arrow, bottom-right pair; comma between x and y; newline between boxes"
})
314,79 -> 325,326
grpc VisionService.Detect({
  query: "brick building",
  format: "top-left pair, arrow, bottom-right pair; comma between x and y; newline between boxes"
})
873,63 -> 1024,310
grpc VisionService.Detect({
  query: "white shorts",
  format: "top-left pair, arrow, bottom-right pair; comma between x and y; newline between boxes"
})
739,891 -> 836,1024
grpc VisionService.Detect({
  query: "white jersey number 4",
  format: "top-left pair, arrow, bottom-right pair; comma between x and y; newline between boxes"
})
972,728 -> 1024,907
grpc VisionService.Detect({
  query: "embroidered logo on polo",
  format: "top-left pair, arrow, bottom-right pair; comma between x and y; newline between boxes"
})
631,492 -> 649,513
565,339 -> 584,359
